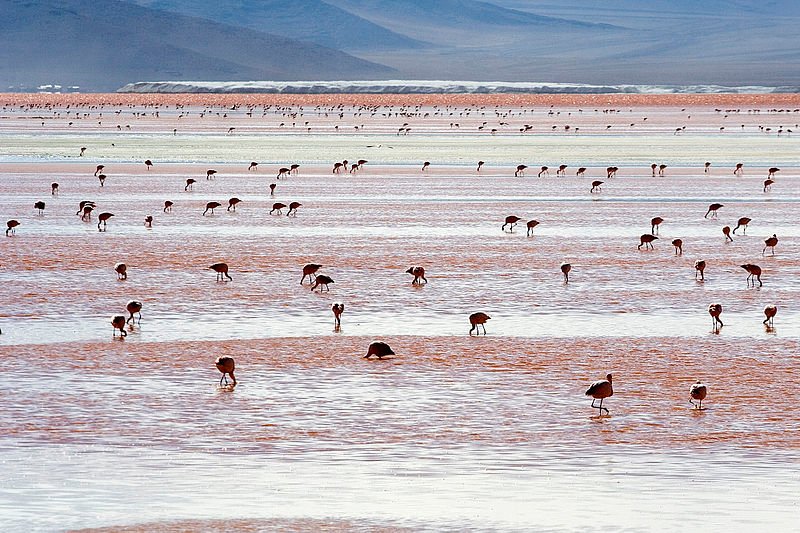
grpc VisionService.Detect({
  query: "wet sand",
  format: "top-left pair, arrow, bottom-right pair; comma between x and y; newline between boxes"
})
0,94 -> 799,531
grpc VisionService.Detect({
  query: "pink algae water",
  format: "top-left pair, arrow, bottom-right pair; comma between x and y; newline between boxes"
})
0,95 -> 798,531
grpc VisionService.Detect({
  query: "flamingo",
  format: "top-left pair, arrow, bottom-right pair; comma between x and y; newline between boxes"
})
248,162 -> 258,171
763,305 -> 777,327
51,182 -> 59,195
290,164 -> 300,174
658,164 -> 667,176
406,266 -> 427,284
163,201 -> 174,213
144,215 -> 153,228
708,303 -> 723,330
734,163 -> 744,175
287,202 -> 302,216
704,203 -> 723,218
206,169 -> 217,179
704,162 -> 711,173
6,220 -> 20,236
364,341 -> 394,359
515,164 -> 527,177
557,164 -> 568,176
651,217 -> 663,234
651,163 -> 657,176
94,164 -> 104,176
114,262 -> 127,280
561,263 -> 571,283
526,220 -> 539,236
638,234 -> 658,250
34,201 -> 45,215
577,167 -> 586,177
80,147 -> 87,157
763,234 -> 778,256
723,226 -> 733,242
538,166 -> 549,177
301,264 -> 321,285
227,198 -> 241,212
694,260 -> 706,281
672,239 -> 683,255
502,216 -> 521,232
768,167 -> 780,177
606,166 -> 618,178
332,303 -> 344,329
126,300 -> 143,324
81,205 -> 94,221
277,167 -> 290,178
215,356 -> 236,386
203,202 -> 221,216
590,180 -> 603,193
97,212 -> 114,231
185,178 -> 196,191
585,374 -> 613,414
270,202 -> 287,215
732,217 -> 751,234
422,161 -> 430,172
269,183 -> 276,195
311,274 -> 334,292
741,264 -> 762,287
469,312 -> 491,336
210,263 -> 233,282
98,174 -> 106,187
689,381 -> 707,409
332,162 -> 343,174
477,161 -> 484,172
111,315 -> 127,337
145,159 -> 153,170
764,179 -> 774,192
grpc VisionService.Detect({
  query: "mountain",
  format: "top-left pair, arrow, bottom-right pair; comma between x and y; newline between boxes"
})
132,0 -> 428,52
323,0 -> 800,85
0,0 -> 394,92
327,0 -> 619,40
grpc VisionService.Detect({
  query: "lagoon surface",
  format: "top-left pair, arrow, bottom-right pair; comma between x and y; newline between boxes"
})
1,95 -> 798,531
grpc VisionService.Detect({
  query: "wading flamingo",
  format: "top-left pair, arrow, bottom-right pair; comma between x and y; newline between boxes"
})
406,266 -> 427,284
311,274 -> 334,292
502,216 -> 521,232
638,234 -> 658,250
705,203 -> 723,218
115,263 -> 127,280
332,303 -> 344,329
364,341 -> 394,359
126,300 -> 143,324
469,312 -> 491,336
97,212 -> 114,231
210,263 -> 232,282
763,305 -> 777,327
732,217 -> 751,234
301,264 -> 321,285
689,381 -> 707,409
111,315 -> 127,337
561,263 -> 571,283
585,374 -> 613,414
763,234 -> 778,256
694,260 -> 706,281
740,264 -> 762,287
215,356 -> 236,386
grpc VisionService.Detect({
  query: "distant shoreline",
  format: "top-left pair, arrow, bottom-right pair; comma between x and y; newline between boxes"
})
3,92 -> 800,107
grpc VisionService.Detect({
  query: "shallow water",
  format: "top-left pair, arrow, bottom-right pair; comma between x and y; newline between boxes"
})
0,99 -> 798,531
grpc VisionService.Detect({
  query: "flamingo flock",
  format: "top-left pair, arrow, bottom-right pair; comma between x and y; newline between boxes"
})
1,100 -> 792,420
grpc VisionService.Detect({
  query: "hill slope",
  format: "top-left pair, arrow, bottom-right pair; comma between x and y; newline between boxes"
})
0,0 -> 394,91
133,0 -> 428,52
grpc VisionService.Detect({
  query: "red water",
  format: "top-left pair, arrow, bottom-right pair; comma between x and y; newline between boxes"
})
0,96 -> 798,531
